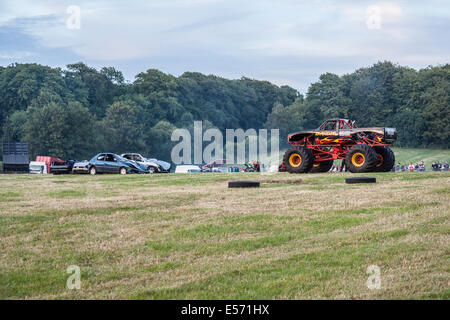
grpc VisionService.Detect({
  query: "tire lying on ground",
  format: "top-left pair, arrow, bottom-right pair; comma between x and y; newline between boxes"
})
374,146 -> 395,172
309,160 -> 334,173
345,177 -> 376,184
228,180 -> 260,188
344,144 -> 378,173
283,147 -> 314,173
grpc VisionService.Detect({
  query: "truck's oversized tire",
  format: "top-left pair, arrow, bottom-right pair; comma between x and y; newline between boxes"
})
345,145 -> 378,173
228,180 -> 260,188
309,160 -> 334,173
374,146 -> 395,172
345,177 -> 376,184
283,147 -> 314,173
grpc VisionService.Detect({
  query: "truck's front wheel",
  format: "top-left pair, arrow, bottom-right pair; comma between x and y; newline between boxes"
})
283,147 -> 314,173
345,145 -> 378,173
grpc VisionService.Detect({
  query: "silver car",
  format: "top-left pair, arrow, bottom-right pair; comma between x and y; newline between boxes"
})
120,153 -> 171,173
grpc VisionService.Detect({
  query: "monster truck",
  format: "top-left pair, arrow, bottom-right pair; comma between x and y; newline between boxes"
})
283,119 -> 397,173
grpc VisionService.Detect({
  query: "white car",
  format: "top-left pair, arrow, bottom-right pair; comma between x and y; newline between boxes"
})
175,165 -> 201,173
120,153 -> 171,173
29,161 -> 47,174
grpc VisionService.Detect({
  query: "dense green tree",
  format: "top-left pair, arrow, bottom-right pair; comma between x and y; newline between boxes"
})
147,121 -> 177,160
2,110 -> 27,142
65,62 -> 122,118
24,101 -> 94,159
101,101 -> 145,154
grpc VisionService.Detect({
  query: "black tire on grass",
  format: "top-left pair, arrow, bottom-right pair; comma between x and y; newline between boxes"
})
345,177 -> 376,184
228,180 -> 260,188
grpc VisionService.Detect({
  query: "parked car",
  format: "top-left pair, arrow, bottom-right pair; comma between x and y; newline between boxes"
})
175,165 -> 201,173
29,161 -> 48,174
121,153 -> 171,173
50,160 -> 75,174
72,160 -> 89,174
88,153 -> 149,175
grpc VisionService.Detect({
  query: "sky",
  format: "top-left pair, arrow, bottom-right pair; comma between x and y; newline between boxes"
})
0,0 -> 449,93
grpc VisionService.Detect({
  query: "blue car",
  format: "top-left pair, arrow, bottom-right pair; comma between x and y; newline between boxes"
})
88,153 -> 149,175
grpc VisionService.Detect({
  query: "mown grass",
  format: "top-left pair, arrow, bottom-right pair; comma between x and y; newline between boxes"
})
0,169 -> 448,300
392,147 -> 450,165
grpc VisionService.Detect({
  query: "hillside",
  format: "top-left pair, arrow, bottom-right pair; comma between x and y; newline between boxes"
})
392,148 -> 450,165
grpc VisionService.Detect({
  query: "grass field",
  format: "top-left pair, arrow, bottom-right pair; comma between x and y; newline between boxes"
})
391,148 -> 450,165
0,168 -> 448,299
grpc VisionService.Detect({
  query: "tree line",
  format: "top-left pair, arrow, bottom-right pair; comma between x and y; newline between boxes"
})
0,61 -> 448,162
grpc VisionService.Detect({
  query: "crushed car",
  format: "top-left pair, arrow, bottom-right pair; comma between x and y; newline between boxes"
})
35,156 -> 65,174
88,153 -> 149,175
72,160 -> 90,174
50,159 -> 75,174
121,153 -> 171,173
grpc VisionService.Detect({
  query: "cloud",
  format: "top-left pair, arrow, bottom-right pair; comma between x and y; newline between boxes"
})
0,0 -> 449,91
0,50 -> 34,59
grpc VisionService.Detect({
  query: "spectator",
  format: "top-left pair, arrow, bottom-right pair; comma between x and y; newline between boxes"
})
415,163 -> 419,171
432,161 -> 441,171
444,161 -> 449,171
408,163 -> 415,171
419,162 -> 426,171
339,160 -> 346,172
395,163 -> 400,172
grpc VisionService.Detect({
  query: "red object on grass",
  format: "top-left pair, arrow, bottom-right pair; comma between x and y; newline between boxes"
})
35,156 -> 65,174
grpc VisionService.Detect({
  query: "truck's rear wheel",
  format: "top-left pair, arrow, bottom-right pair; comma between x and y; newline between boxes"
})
283,147 -> 314,173
345,145 -> 378,173
374,146 -> 395,172
309,160 -> 334,173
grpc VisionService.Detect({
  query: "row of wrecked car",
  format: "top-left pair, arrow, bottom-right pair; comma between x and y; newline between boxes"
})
29,153 -> 171,175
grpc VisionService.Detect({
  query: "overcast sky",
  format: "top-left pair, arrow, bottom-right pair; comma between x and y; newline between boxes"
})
0,0 -> 449,92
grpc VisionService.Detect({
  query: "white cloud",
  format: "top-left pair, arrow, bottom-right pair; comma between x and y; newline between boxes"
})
0,0 -> 449,91
0,50 -> 34,59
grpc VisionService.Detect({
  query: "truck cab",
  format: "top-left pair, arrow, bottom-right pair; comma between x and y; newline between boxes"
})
29,161 -> 48,174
